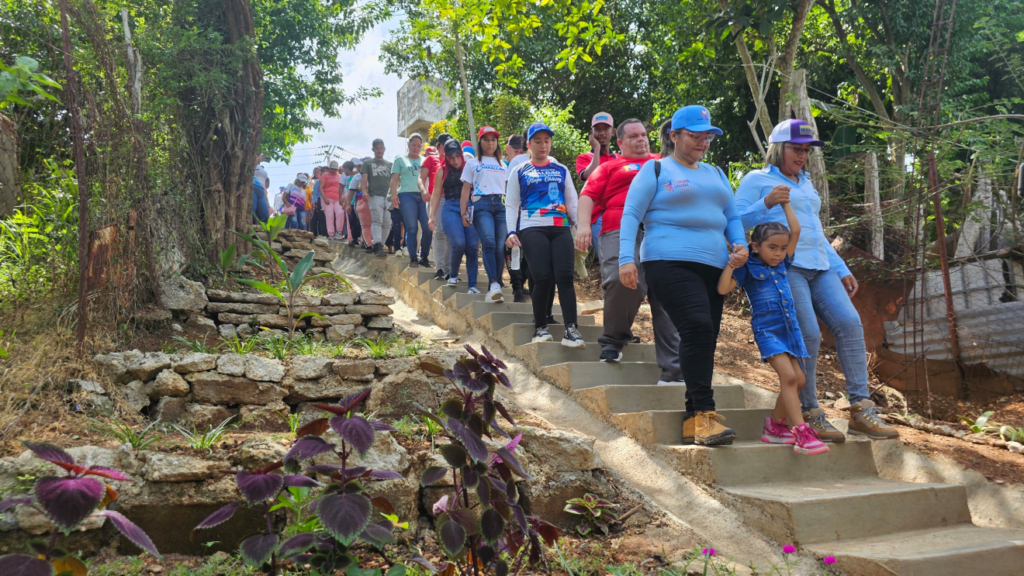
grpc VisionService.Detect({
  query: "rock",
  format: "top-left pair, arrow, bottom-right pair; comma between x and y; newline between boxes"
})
128,352 -> 172,381
296,402 -> 333,425
207,290 -> 280,305
135,308 -> 173,330
67,379 -> 111,412
367,316 -> 394,330
834,396 -> 851,411
517,471 -> 609,529
207,302 -> 280,315
238,401 -> 291,432
375,357 -> 417,376
325,324 -> 358,343
256,314 -> 292,329
359,292 -> 396,305
288,356 -> 334,380
245,356 -> 285,382
283,306 -> 349,316
218,324 -> 237,339
322,293 -> 359,306
217,354 -> 247,376
93,351 -> 138,384
278,229 -> 314,242
187,372 -> 287,405
284,248 -> 335,262
218,312 -> 259,325
141,452 -> 229,482
153,397 -> 188,423
1008,441 -> 1023,454
171,323 -> 183,332
355,326 -> 368,336
186,404 -> 238,429
871,385 -> 907,414
367,476 -> 419,526
519,426 -> 601,471
964,433 -> 1007,448
147,369 -> 191,399
17,506 -> 107,535
347,304 -> 393,316
236,324 -> 253,338
285,376 -> 363,403
119,380 -> 151,413
173,352 -> 218,374
280,293 -> 322,307
313,237 -> 329,247
64,445 -> 144,476
161,275 -> 209,312
824,391 -> 836,399
354,431 -> 412,474
311,314 -> 364,328
68,379 -> 105,395
233,437 -> 289,469
333,359 -> 377,381
184,314 -> 217,335
366,371 -> 448,415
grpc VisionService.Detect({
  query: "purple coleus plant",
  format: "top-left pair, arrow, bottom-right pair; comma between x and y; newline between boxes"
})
418,345 -> 559,576
193,387 -> 409,576
0,441 -> 160,576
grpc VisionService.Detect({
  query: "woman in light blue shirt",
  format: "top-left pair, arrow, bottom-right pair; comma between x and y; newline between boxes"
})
735,119 -> 898,442
618,105 -> 748,447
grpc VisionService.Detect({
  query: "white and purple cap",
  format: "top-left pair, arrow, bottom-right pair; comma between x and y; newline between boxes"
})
769,119 -> 824,147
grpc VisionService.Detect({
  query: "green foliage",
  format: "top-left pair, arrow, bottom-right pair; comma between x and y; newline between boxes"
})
259,331 -> 293,360
88,417 -> 163,450
391,415 -> 421,438
959,410 -> 995,433
290,333 -> 328,356
564,493 -> 619,536
401,338 -> 428,357
268,486 -> 323,536
0,55 -> 60,110
173,334 -> 221,354
358,335 -> 398,359
173,416 -> 237,453
223,335 -> 260,355
219,244 -> 238,285
275,410 -> 303,438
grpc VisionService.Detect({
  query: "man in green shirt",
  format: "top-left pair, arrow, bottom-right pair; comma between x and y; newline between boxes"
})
360,138 -> 393,256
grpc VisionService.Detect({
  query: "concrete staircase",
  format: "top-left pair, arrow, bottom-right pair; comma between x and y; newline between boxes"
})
334,243 -> 1024,576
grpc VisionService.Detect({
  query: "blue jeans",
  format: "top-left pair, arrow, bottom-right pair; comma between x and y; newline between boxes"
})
287,209 -> 307,230
789,266 -> 870,411
399,192 -> 432,262
252,184 -> 269,223
471,195 -> 507,286
592,215 -> 602,261
442,199 -> 478,288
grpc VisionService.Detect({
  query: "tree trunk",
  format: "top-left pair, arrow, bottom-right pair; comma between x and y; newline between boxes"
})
780,69 -> 830,222
777,0 -> 816,121
0,114 -> 19,216
716,0 -> 773,139
454,28 -> 477,150
864,152 -> 884,260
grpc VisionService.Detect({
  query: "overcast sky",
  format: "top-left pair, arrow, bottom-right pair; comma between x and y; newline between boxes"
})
261,18 -> 409,189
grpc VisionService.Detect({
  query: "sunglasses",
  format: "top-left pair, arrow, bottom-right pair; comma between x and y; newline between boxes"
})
682,130 -> 716,143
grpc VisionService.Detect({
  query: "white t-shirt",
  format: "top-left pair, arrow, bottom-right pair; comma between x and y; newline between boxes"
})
461,156 -> 507,200
506,154 -> 529,176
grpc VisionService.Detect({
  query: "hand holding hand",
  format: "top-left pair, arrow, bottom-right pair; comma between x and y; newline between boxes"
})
505,233 -> 521,249
574,226 -> 593,252
765,185 -> 791,208
619,263 -> 639,290
729,243 -> 748,267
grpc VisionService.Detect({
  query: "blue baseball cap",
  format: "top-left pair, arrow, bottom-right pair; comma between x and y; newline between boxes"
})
670,105 -> 723,135
527,122 -> 555,141
769,119 -> 824,146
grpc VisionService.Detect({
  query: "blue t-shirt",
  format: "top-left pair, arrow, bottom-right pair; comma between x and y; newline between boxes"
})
504,160 -> 578,233
619,157 -> 745,268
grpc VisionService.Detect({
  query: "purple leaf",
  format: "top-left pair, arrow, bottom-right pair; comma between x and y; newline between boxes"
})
0,496 -> 33,513
439,444 -> 467,468
478,543 -> 496,566
496,559 -> 509,576
279,533 -> 316,558
512,504 -> 528,532
420,466 -> 447,487
447,418 -> 488,463
489,476 -> 508,497
459,378 -> 489,392
481,508 -> 505,544
303,464 -> 345,476
317,493 -> 371,546
413,403 -> 446,428
494,402 -> 516,425
22,441 -> 75,467
477,478 -> 491,507
339,388 -> 373,411
0,554 -> 54,576
410,553 -> 437,573
496,372 -> 512,389
369,420 -> 397,432
239,533 -> 279,567
236,472 -> 284,504
361,522 -> 396,547
283,475 -> 322,488
194,502 -> 240,531
368,470 -> 403,480
284,436 -> 334,465
496,448 -> 531,479
448,508 -> 480,535
462,466 -> 479,489
464,344 -> 480,358
34,476 -> 104,530
96,511 -> 161,557
438,519 -> 467,558
84,466 -> 131,481
339,416 -> 374,455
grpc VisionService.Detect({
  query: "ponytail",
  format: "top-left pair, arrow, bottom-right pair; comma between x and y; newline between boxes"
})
659,120 -> 674,158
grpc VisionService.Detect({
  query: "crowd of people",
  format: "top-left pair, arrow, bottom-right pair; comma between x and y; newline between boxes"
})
252,107 -> 899,454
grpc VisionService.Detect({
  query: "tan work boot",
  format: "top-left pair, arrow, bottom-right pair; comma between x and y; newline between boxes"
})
803,408 -> 846,444
694,411 -> 736,446
682,415 -> 695,444
848,399 -> 899,439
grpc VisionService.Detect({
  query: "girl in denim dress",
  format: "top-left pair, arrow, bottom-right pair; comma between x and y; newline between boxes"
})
718,194 -> 828,455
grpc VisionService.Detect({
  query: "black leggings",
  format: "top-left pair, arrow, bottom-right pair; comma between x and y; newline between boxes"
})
519,226 -> 577,328
643,260 -> 724,414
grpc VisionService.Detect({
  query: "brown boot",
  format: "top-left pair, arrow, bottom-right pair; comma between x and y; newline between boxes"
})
848,399 -> 899,439
682,415 -> 695,444
803,408 -> 846,444
694,411 -> 735,446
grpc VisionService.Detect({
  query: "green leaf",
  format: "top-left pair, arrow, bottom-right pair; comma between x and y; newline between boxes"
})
288,252 -> 317,292
236,278 -> 284,303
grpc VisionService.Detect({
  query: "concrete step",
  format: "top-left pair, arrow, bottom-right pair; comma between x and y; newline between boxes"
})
475,312 -> 597,333
495,322 -> 605,348
725,478 -> 971,546
806,524 -> 1024,576
643,407 -> 769,443
471,301 -> 564,319
540,362 -> 744,390
440,290 -> 528,310
658,440 -> 878,487
516,341 -> 656,368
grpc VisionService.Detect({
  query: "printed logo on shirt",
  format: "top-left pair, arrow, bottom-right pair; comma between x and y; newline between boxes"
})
663,179 -> 691,194
369,163 -> 391,177
622,163 -> 643,172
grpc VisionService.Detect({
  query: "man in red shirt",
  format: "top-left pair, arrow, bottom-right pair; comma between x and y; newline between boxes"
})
574,119 -> 682,383
421,133 -> 452,280
320,160 -> 345,239
575,112 -> 618,261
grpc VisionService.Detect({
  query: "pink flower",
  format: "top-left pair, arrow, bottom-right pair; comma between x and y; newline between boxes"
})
823,556 -> 837,565
782,545 -> 796,554
701,547 -> 715,556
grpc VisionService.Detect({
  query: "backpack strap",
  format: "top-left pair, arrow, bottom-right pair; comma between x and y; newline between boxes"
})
654,160 -> 661,180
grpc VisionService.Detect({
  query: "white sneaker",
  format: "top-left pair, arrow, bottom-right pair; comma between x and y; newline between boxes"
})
561,324 -> 586,349
467,287 -> 481,294
532,327 -> 553,343
487,283 -> 504,303
447,277 -> 459,286
657,380 -> 686,386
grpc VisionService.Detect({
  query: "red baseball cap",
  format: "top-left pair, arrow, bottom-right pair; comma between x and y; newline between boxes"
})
591,112 -> 614,127
478,125 -> 500,139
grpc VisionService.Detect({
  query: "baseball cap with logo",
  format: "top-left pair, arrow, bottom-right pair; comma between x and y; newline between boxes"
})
296,173 -> 309,184
526,122 -> 555,141
328,160 -> 339,169
769,119 -> 824,147
478,125 -> 500,139
351,157 -> 362,166
443,139 -> 463,157
591,112 -> 614,127
670,105 -> 723,135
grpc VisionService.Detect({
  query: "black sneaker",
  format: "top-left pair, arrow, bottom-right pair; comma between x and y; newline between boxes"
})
418,258 -> 431,268
600,348 -> 623,363
531,326 -> 553,343
631,336 -> 642,344
409,259 -> 419,268
373,243 -> 385,257
348,240 -> 358,247
561,324 -> 586,349
546,315 -> 559,326
513,289 -> 525,303
433,268 -> 446,280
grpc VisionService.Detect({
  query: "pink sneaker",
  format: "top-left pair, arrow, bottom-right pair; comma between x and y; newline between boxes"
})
761,417 -> 795,444
793,423 -> 830,455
